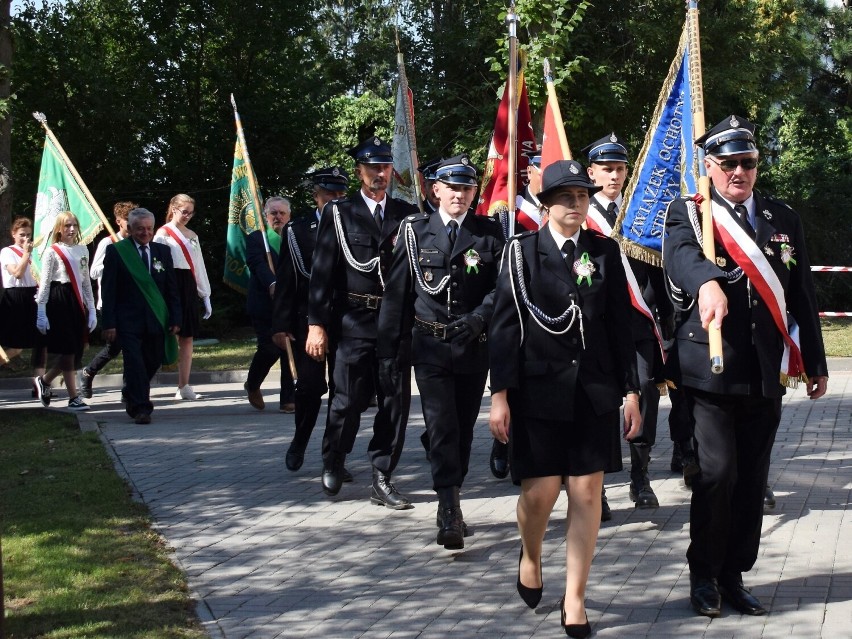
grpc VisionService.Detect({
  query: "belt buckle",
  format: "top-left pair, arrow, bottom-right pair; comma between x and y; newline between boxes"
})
434,324 -> 447,340
365,295 -> 379,310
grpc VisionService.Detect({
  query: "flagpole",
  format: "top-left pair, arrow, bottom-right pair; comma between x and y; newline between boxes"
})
543,59 -> 572,160
685,1 -> 723,374
505,5 -> 519,239
397,50 -> 424,213
31,112 -> 116,240
229,94 -> 298,383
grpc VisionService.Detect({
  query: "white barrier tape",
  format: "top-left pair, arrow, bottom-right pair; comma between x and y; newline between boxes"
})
819,312 -> 852,318
811,266 -> 852,272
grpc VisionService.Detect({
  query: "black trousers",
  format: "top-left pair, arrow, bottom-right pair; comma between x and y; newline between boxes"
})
684,387 -> 782,578
121,330 -> 163,417
667,384 -> 694,443
85,339 -> 122,376
631,337 -> 662,447
247,319 -> 295,405
415,364 -> 488,491
321,335 -> 411,475
290,336 -> 334,449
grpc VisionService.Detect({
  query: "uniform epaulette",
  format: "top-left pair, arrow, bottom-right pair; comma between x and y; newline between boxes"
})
762,193 -> 793,210
405,212 -> 430,223
513,229 -> 538,241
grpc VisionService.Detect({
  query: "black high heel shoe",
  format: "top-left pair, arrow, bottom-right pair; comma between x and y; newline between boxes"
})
559,596 -> 591,638
516,546 -> 543,609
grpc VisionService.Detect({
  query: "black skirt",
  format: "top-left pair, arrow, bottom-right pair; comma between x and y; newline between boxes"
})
0,286 -> 39,348
509,383 -> 623,485
45,282 -> 86,363
175,268 -> 201,338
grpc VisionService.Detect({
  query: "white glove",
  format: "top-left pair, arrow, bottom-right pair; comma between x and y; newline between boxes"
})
87,307 -> 97,333
36,304 -> 50,335
202,296 -> 212,320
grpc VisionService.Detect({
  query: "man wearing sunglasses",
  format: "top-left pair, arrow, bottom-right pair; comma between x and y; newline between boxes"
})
664,116 -> 828,618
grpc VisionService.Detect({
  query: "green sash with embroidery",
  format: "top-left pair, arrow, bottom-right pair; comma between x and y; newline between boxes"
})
114,239 -> 178,365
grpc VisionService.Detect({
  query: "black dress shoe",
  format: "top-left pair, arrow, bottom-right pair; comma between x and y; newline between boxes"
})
690,575 -> 721,618
719,576 -> 767,615
600,488 -> 612,522
490,439 -> 509,479
342,467 -> 353,483
559,596 -> 591,638
370,470 -> 413,510
764,485 -> 776,509
321,456 -> 344,496
285,444 -> 305,471
134,413 -> 151,425
80,370 -> 94,399
516,546 -> 542,609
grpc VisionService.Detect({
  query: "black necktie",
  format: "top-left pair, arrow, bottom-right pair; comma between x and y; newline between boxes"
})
606,201 -> 618,226
139,244 -> 149,271
373,203 -> 383,229
734,204 -> 754,239
447,220 -> 458,247
562,239 -> 575,272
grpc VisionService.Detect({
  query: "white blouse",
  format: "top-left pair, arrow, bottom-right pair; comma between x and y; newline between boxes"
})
154,224 -> 211,298
35,243 -> 95,311
1,246 -> 38,288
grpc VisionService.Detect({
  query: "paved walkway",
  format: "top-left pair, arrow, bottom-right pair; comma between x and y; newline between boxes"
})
2,362 -> 850,638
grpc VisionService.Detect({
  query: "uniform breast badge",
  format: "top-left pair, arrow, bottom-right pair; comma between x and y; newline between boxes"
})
423,270 -> 433,282
153,258 -> 164,272
763,209 -> 773,221
764,246 -> 775,257
463,249 -> 481,274
780,243 -> 797,270
715,257 -> 727,267
573,252 -> 595,286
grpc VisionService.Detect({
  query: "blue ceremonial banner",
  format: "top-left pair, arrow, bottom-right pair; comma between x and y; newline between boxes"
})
618,27 -> 697,264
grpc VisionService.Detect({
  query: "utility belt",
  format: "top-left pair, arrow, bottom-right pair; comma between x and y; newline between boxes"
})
345,292 -> 382,310
414,316 -> 487,343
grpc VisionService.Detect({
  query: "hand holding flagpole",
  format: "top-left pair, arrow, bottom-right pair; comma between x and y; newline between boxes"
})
685,1 -> 723,374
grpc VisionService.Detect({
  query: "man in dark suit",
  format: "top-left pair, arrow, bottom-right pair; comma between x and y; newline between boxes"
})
306,135 -> 419,508
272,167 -> 348,472
244,196 -> 294,412
664,115 -> 828,618
101,208 -> 181,424
378,155 -> 504,548
583,133 -> 675,517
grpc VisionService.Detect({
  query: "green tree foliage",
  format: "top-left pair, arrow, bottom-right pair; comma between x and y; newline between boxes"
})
7,0 -> 851,318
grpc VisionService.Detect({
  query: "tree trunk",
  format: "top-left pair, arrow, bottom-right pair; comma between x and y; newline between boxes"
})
0,0 -> 12,243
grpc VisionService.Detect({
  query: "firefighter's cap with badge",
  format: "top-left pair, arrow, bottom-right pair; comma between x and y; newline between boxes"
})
347,136 -> 393,164
695,115 -> 758,157
581,132 -> 629,164
311,166 -> 349,192
537,160 -> 602,204
434,155 -> 478,186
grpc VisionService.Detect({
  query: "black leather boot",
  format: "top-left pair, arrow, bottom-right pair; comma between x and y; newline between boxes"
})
679,438 -> 701,488
371,469 -> 413,510
600,486 -> 612,522
435,487 -> 464,550
629,444 -> 659,508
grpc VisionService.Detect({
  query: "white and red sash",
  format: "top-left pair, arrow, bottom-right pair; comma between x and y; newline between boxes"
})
8,245 -> 24,259
162,223 -> 196,280
51,244 -> 86,314
711,205 -> 806,386
516,193 -> 542,231
586,208 -> 666,360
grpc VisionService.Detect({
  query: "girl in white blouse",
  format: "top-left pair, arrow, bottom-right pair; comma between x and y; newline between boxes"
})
154,193 -> 211,400
34,211 -> 97,411
1,217 -> 46,384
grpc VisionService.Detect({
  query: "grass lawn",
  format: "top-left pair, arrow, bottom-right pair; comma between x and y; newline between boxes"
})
0,409 -> 206,639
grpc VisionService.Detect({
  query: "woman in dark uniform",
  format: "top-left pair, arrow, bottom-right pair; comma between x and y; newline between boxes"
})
489,160 -> 641,637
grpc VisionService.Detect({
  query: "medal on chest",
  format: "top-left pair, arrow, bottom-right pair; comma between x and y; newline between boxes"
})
573,252 -> 595,286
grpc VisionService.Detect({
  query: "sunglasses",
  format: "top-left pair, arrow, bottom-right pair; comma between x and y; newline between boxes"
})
708,156 -> 758,171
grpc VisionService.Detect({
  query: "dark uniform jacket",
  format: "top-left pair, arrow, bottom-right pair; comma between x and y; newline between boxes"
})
102,240 -> 181,334
308,193 -> 417,340
245,230 -> 279,321
489,227 -> 640,421
663,188 -> 827,397
377,211 -> 505,373
271,213 -> 319,340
